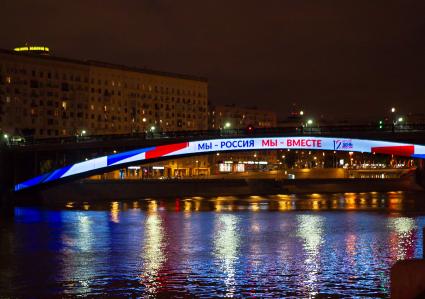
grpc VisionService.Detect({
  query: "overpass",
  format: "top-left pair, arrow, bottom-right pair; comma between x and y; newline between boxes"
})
11,134 -> 425,192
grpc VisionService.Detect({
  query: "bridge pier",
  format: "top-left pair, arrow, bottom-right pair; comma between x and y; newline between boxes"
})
415,159 -> 425,190
0,144 -> 15,218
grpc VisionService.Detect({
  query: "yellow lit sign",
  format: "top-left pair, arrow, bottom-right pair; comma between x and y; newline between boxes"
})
13,46 -> 50,52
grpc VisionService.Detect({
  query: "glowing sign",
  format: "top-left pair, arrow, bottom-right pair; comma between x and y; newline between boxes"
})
14,136 -> 425,191
13,46 -> 50,52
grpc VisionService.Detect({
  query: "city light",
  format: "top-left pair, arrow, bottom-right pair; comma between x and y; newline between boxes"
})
142,117 -> 147,122
300,110 -> 304,116
3,134 -> 8,139
81,130 -> 87,135
307,119 -> 313,125
225,122 -> 231,128
150,126 -> 156,131
391,107 -> 396,113
398,117 -> 403,122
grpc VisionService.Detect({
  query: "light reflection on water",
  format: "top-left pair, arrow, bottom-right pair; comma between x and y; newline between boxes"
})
1,191 -> 425,297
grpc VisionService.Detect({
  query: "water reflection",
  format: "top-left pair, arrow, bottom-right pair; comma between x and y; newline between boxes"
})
213,214 -> 240,297
388,217 -> 417,261
2,191 -> 425,297
297,215 -> 324,296
140,211 -> 166,294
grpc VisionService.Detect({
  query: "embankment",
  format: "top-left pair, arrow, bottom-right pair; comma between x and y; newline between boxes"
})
23,174 -> 424,202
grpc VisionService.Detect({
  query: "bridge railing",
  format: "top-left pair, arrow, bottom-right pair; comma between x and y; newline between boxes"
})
6,123 -> 425,147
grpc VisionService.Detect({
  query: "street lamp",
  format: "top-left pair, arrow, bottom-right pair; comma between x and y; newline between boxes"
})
306,119 -> 313,126
398,117 -> 403,123
300,110 -> 304,116
150,126 -> 156,132
224,122 -> 231,128
390,108 -> 397,133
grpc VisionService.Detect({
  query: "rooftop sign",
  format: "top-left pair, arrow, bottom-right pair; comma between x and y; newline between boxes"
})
13,45 -> 50,53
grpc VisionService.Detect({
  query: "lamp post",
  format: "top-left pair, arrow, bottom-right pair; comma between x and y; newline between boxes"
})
391,107 -> 396,133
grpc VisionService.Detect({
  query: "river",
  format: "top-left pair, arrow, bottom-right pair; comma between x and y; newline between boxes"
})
1,191 -> 425,298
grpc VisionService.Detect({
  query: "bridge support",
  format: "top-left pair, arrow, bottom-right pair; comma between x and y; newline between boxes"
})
415,159 -> 425,190
0,145 -> 15,218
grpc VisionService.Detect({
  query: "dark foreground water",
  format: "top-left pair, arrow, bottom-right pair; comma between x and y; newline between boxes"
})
1,192 -> 425,298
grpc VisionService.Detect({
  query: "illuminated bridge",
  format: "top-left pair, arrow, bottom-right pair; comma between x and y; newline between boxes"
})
9,131 -> 425,192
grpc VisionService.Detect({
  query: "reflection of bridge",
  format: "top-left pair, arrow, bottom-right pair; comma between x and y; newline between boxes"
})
7,130 -> 425,192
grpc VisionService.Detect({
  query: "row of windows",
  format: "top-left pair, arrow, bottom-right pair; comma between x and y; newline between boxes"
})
0,68 -> 206,97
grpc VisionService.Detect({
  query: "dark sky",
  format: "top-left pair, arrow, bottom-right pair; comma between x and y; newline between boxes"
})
1,0 -> 425,120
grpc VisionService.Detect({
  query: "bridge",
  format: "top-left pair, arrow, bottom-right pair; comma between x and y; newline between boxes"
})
1,124 -> 425,201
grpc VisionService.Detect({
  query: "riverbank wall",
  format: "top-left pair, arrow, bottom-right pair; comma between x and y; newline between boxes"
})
22,175 -> 424,202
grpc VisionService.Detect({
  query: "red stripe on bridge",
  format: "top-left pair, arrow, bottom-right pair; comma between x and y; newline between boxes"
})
145,142 -> 189,159
371,145 -> 414,157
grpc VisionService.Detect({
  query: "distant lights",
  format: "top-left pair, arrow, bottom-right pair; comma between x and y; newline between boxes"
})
391,107 -> 396,113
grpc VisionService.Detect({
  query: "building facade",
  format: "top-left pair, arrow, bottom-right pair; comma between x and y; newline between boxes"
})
0,48 -> 208,138
209,104 -> 276,130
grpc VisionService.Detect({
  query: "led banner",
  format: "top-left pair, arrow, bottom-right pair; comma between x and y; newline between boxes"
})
14,136 -> 425,191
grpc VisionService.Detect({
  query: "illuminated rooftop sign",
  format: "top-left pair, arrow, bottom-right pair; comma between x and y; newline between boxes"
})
13,45 -> 50,53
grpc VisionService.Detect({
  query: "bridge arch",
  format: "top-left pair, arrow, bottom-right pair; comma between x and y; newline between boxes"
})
14,136 -> 425,191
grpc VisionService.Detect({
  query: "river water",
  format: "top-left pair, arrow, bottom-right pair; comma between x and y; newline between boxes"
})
1,191 -> 425,298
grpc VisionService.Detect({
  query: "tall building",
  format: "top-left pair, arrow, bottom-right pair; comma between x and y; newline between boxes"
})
0,46 -> 208,138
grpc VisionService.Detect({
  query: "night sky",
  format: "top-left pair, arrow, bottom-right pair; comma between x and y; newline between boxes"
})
1,0 -> 425,120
